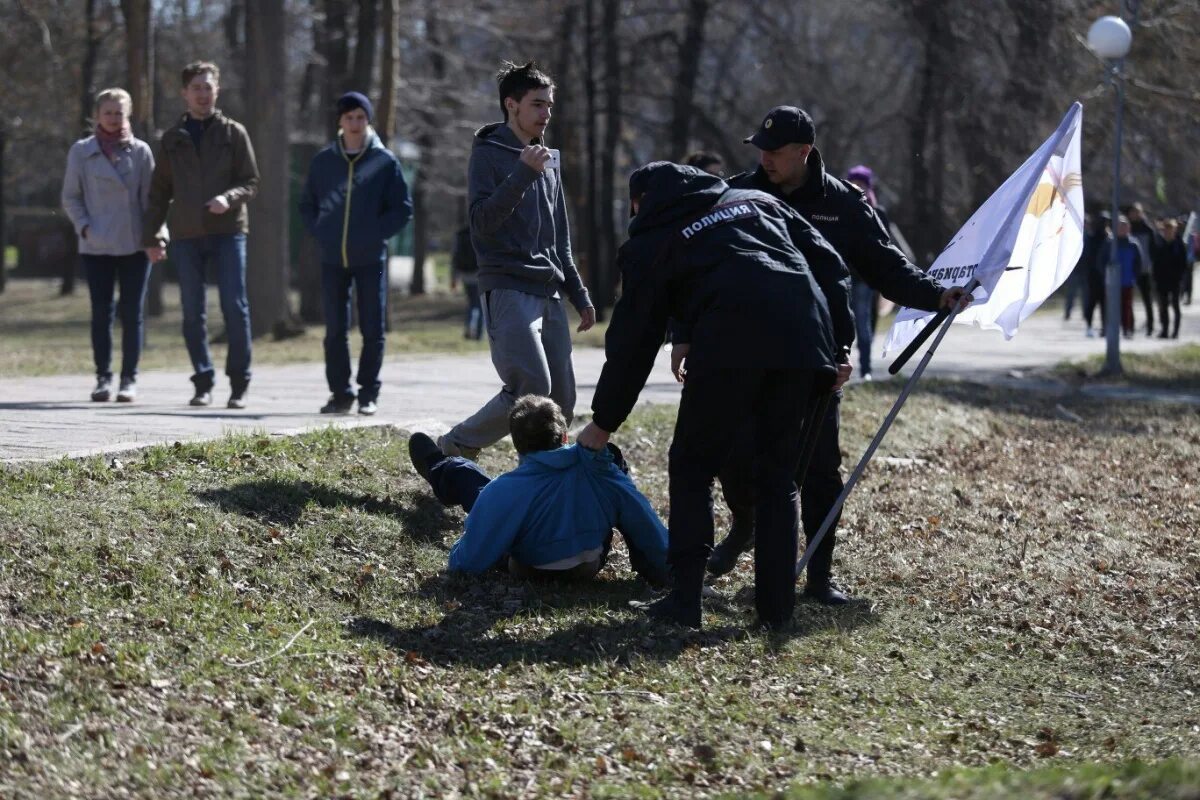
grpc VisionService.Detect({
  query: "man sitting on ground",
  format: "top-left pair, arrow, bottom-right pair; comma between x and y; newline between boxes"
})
409,395 -> 669,584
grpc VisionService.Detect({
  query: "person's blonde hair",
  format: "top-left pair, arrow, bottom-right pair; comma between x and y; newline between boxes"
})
94,88 -> 132,114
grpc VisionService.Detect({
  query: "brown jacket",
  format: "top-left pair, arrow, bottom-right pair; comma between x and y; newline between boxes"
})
143,110 -> 259,245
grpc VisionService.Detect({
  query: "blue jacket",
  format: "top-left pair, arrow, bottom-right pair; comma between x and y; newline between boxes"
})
448,444 -> 669,575
299,129 -> 412,267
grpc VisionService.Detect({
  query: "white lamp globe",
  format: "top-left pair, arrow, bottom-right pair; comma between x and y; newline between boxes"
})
1087,16 -> 1132,60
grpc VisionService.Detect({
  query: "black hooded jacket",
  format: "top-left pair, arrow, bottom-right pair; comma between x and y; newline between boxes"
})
590,162 -> 853,434
729,149 -> 943,312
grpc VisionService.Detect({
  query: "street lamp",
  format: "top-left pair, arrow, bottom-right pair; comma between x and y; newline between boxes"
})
1087,15 -> 1132,376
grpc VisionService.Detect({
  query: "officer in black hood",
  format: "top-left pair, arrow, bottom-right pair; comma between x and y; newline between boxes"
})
577,161 -> 853,629
703,106 -> 972,603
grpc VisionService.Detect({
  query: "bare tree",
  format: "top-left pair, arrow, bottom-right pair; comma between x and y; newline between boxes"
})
119,0 -> 161,314
595,0 -> 621,318
409,0 -> 447,297
350,0 -> 378,96
376,0 -> 399,144
244,0 -> 296,338
668,0 -> 709,159
0,120 -> 5,295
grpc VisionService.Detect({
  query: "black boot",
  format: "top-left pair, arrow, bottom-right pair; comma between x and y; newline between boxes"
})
803,577 -> 853,605
707,514 -> 754,577
639,563 -> 704,629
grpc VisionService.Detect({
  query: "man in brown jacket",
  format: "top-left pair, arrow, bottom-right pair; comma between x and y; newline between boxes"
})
143,60 -> 259,408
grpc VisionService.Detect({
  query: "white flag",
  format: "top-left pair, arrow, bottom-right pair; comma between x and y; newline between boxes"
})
884,103 -> 1085,355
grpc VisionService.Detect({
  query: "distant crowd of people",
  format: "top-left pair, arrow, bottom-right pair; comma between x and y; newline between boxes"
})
1065,203 -> 1196,339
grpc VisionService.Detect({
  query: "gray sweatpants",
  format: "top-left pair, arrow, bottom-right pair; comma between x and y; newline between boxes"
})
446,288 -> 576,449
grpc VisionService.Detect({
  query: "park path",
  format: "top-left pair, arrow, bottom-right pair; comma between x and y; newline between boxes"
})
1,304 -> 1198,464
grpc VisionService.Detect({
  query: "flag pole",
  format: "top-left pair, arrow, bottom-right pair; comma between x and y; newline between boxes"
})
795,280 -> 978,581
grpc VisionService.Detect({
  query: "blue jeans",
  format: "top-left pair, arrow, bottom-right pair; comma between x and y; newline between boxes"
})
851,278 -> 875,376
321,260 -> 387,402
82,252 -> 151,380
171,233 -> 252,392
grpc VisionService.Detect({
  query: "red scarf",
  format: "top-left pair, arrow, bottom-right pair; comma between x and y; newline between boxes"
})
95,123 -> 132,161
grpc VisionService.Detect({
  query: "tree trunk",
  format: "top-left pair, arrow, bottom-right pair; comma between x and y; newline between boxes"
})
120,0 -> 161,314
351,0 -> 379,96
669,0 -> 708,160
296,0 -> 351,323
409,0 -> 445,296
905,0 -> 952,263
79,0 -> 101,137
552,4 -> 586,307
322,0 -> 351,135
596,0 -> 621,319
244,0 -> 295,338
583,0 -> 599,312
376,0 -> 399,145
64,0 -> 105,296
0,121 -> 6,295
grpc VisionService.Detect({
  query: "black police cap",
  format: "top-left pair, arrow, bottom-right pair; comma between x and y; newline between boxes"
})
743,106 -> 816,150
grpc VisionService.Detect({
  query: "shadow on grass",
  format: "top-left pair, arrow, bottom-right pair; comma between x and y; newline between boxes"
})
197,478 -> 458,543
347,572 -> 879,667
861,378 -> 1198,428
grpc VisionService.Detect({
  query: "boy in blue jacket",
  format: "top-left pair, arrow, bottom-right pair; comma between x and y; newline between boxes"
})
299,91 -> 412,416
409,395 -> 669,585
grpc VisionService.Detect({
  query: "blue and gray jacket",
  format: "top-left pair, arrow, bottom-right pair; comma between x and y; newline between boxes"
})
448,444 -> 667,576
299,129 -> 412,267
467,123 -> 592,311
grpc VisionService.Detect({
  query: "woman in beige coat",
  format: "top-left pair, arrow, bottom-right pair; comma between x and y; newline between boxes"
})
61,88 -> 164,402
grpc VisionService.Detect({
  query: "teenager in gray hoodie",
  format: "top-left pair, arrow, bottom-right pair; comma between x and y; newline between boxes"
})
438,62 -> 596,459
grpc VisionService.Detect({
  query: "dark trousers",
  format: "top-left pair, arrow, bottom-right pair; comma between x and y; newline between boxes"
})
82,252 -> 151,381
1083,273 -> 1106,329
719,390 -> 843,587
424,444 -> 661,582
464,282 -> 483,339
851,279 -> 875,375
670,368 -> 815,624
171,233 -> 252,392
1121,287 -> 1135,335
322,260 -> 387,403
1135,274 -> 1155,334
1156,282 -> 1182,337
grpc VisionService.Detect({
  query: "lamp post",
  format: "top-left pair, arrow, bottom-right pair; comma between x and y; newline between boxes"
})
1088,14 -> 1132,376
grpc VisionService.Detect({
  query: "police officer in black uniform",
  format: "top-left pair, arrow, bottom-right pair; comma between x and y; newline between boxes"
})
577,161 -> 854,629
696,106 -> 971,604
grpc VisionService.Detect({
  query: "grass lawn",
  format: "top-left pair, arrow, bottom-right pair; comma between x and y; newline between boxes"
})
1053,342 -> 1200,391
1,383 -> 1198,797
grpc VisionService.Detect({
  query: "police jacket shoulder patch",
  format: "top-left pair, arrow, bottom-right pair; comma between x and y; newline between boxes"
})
679,201 -> 758,240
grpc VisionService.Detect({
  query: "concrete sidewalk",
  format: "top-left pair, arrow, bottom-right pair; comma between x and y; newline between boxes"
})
1,304 -> 1197,464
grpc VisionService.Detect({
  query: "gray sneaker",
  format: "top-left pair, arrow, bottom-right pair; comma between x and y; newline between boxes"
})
91,377 -> 112,402
116,378 -> 137,402
437,433 -> 481,461
358,400 -> 378,416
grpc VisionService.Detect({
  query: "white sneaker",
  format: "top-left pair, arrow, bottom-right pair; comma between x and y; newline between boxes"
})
116,378 -> 137,402
1085,327 -> 1096,338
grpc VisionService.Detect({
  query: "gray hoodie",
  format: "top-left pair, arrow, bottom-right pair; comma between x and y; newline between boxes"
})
467,123 -> 591,310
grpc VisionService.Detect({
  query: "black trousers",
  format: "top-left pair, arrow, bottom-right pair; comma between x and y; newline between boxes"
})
1156,282 -> 1182,337
718,390 -> 842,586
669,368 -> 815,623
1083,272 -> 1106,329
1136,273 -> 1155,333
